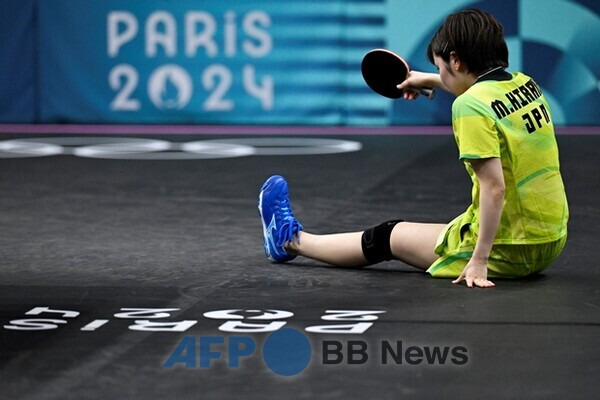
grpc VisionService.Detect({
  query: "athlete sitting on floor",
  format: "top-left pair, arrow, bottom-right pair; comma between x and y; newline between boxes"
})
258,9 -> 569,288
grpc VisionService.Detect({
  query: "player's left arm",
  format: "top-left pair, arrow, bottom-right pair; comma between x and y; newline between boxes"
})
453,157 -> 505,288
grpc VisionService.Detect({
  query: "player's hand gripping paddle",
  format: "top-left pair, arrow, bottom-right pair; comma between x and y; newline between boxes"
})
361,49 -> 435,99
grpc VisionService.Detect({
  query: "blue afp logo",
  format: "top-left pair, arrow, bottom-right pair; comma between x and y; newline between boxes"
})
163,328 -> 312,377
262,328 -> 311,376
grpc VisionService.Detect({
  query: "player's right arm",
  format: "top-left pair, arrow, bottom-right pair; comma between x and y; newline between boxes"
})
397,71 -> 450,100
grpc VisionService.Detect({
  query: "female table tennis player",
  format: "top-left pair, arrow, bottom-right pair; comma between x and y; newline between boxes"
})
258,9 -> 568,288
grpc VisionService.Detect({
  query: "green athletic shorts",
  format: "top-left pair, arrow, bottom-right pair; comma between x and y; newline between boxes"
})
427,215 -> 567,279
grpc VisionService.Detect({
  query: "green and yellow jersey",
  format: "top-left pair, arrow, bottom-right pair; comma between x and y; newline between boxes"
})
451,71 -> 569,245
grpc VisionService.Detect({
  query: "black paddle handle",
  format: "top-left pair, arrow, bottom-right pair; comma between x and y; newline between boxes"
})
418,88 -> 436,99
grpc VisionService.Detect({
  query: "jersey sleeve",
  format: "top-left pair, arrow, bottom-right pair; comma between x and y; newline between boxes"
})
451,94 -> 500,160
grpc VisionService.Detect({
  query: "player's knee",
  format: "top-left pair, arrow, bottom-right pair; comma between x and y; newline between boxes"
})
361,220 -> 403,264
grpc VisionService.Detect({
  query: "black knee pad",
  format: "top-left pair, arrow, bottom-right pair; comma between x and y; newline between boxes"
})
361,220 -> 403,264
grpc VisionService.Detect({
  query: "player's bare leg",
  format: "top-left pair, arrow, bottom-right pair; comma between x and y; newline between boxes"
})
285,231 -> 366,267
285,222 -> 445,270
389,222 -> 446,270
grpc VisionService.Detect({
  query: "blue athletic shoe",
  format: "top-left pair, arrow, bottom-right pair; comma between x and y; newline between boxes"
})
258,175 -> 303,262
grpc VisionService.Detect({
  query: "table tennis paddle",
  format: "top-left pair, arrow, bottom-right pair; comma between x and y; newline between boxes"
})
361,49 -> 435,100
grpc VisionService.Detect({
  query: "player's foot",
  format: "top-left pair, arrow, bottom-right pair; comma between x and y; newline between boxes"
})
258,175 -> 303,262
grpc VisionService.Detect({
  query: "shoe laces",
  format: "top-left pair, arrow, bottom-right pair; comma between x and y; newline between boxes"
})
274,196 -> 303,247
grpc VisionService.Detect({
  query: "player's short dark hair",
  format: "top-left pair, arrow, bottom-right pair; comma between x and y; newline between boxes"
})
427,9 -> 509,74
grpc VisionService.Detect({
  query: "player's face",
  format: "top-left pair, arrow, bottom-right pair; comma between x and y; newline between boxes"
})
433,54 -> 474,96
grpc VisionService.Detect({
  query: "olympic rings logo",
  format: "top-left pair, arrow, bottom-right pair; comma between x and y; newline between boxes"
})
0,137 -> 362,160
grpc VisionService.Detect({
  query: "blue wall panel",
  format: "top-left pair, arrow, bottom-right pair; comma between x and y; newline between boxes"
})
0,0 -> 36,122
0,0 -> 598,125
